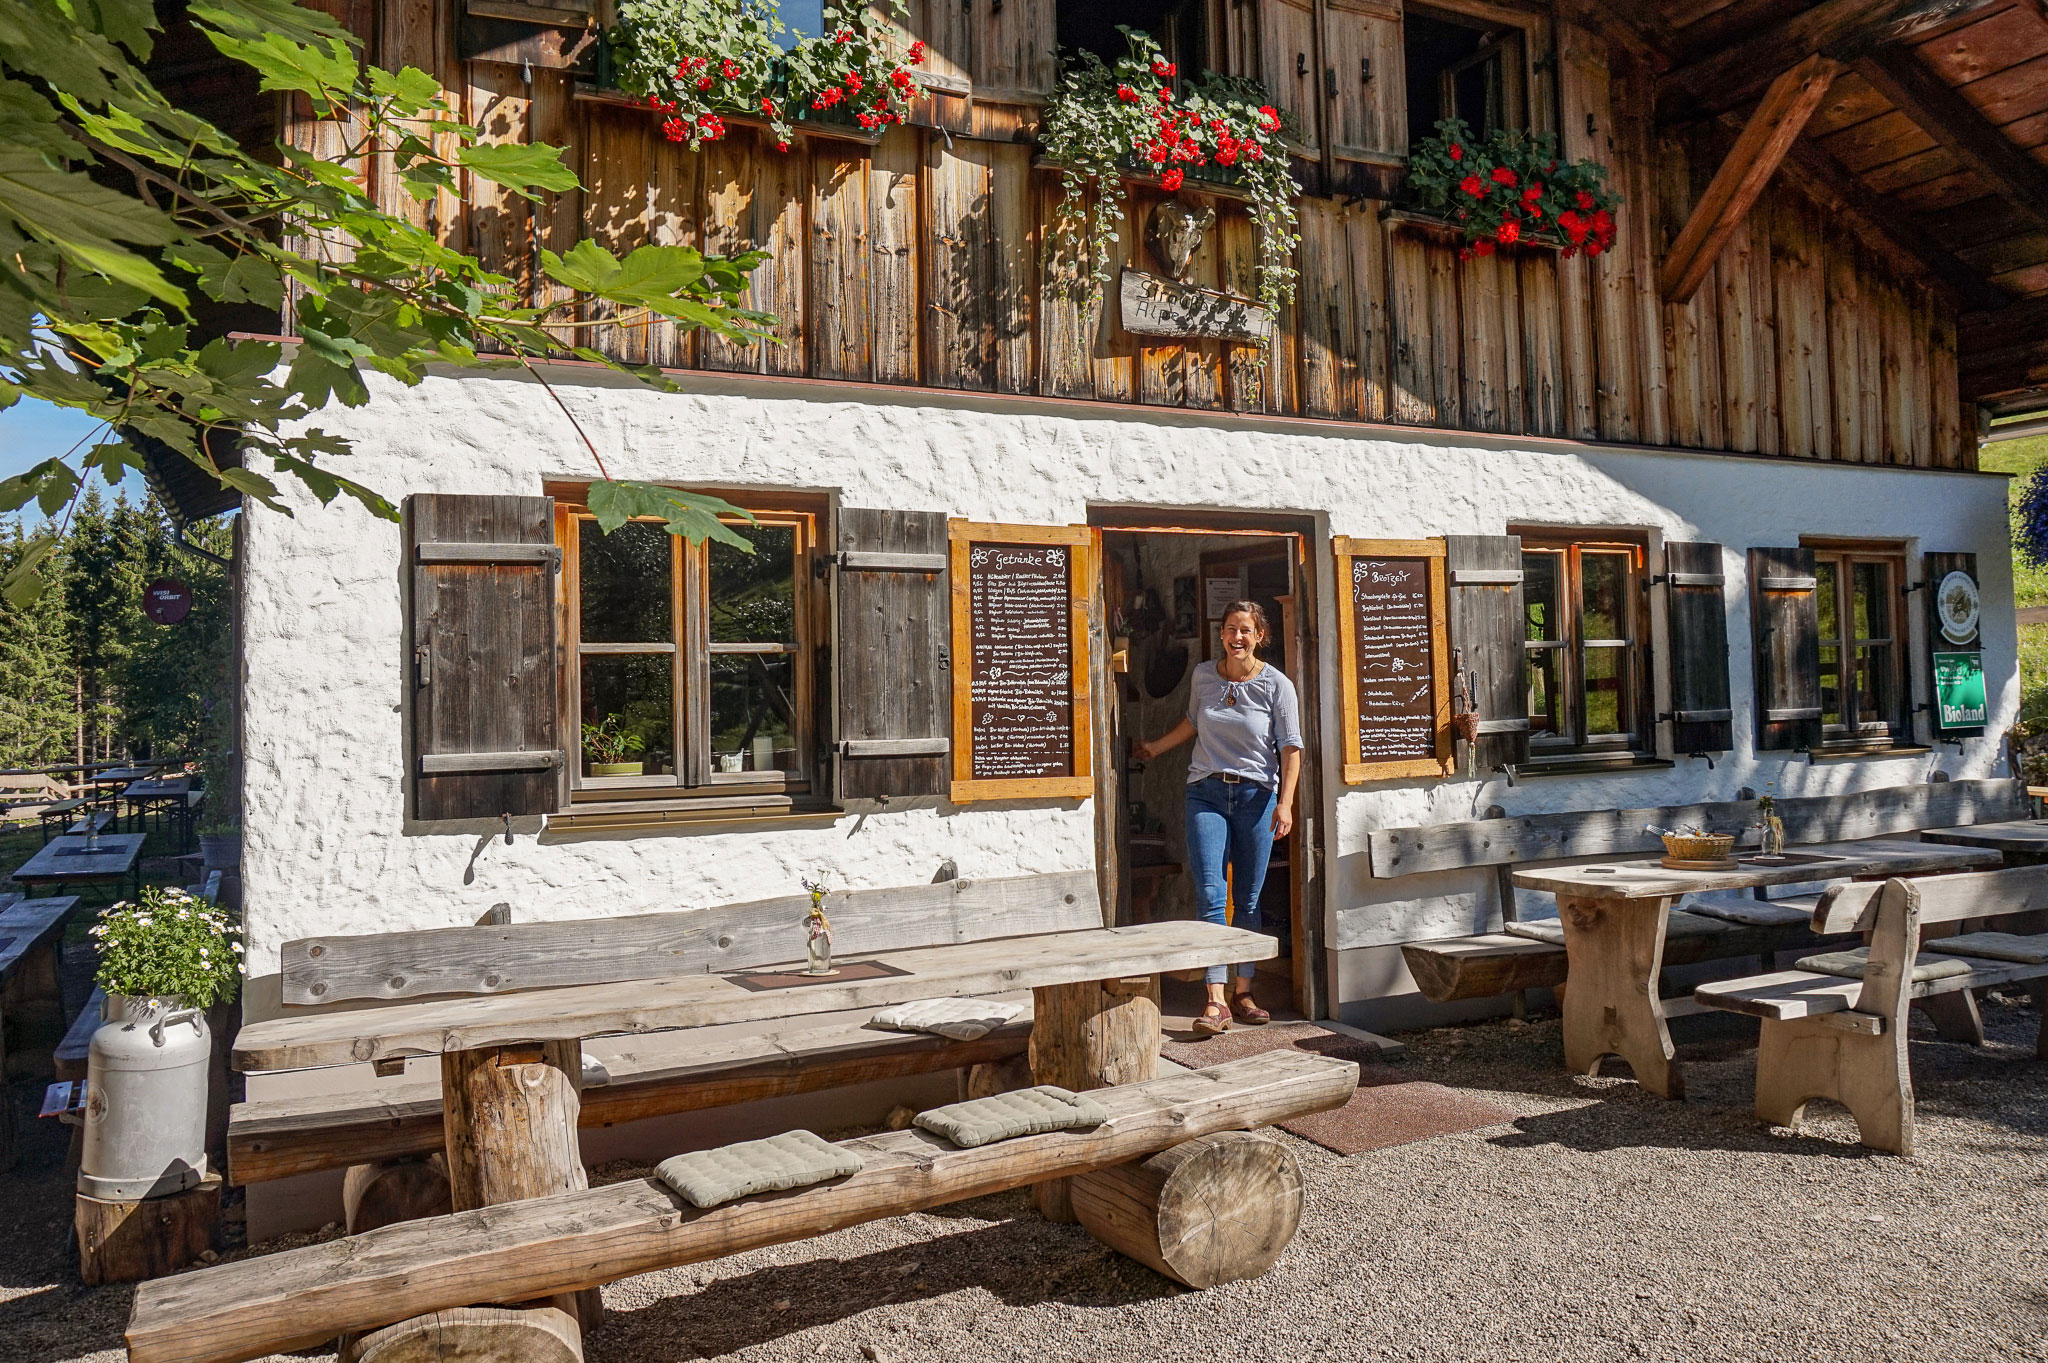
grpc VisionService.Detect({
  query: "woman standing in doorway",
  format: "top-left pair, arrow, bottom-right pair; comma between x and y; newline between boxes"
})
1134,601 -> 1303,1035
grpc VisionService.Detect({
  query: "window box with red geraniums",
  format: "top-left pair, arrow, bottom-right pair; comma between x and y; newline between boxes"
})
1403,119 -> 1620,260
1040,28 -> 1302,318
607,0 -> 923,152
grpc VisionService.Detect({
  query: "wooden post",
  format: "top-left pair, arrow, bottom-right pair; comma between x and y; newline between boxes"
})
438,1040 -> 600,1341
1555,894 -> 1683,1099
1070,1131 -> 1303,1287
1028,976 -> 1161,1221
75,1173 -> 221,1286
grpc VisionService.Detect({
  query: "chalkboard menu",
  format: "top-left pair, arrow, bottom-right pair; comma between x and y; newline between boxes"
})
948,522 -> 1094,802
1334,537 -> 1451,782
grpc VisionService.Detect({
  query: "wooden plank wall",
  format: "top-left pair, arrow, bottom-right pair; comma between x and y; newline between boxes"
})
283,4 -> 1973,471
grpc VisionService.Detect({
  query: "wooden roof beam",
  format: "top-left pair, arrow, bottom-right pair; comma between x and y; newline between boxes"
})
1655,0 -> 2004,122
1660,55 -> 1845,304
1853,47 -> 2048,231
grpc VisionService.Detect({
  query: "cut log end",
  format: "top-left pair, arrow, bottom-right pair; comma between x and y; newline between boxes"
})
344,1156 -> 452,1235
1071,1131 -> 1304,1289
75,1174 -> 221,1287
340,1306 -> 583,1363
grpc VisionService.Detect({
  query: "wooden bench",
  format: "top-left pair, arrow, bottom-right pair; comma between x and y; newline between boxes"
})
1,894 -> 80,1166
132,1051 -> 1358,1363
1695,865 -> 2048,1154
1385,779 -> 2030,1005
228,873 -> 1103,1189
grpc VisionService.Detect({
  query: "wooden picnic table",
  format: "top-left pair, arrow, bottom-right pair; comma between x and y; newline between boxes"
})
123,776 -> 195,851
235,919 -> 1276,1269
1511,838 -> 2001,1100
10,833 -> 145,900
1921,819 -> 2048,864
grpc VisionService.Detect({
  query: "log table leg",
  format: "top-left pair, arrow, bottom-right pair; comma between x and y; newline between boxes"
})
1556,894 -> 1684,1100
433,1040 -> 597,1356
1028,976 -> 1162,1222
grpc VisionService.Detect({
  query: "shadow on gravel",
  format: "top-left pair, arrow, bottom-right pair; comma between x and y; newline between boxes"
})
595,1216 -> 1174,1357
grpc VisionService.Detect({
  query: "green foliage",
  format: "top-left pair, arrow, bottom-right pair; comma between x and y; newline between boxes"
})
1405,119 -> 1620,258
0,519 -> 76,765
587,480 -> 756,550
608,0 -> 918,149
1039,29 -> 1300,317
91,883 -> 243,1006
581,713 -> 646,765
0,0 -> 777,603
1978,433 -> 2048,608
118,513 -> 232,758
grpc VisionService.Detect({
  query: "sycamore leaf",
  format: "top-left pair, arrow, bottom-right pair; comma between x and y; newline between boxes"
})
189,0 -> 352,48
217,465 -> 289,512
0,146 -> 187,303
269,448 -> 398,520
204,30 -> 356,103
1,533 -> 59,608
0,457 -> 79,516
585,480 -> 756,551
539,238 -> 622,293
457,140 -> 579,198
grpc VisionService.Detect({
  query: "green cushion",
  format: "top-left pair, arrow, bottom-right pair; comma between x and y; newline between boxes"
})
1684,891 -> 1817,928
1922,932 -> 2048,966
913,1085 -> 1109,1148
655,1130 -> 862,1209
1793,947 -> 1977,983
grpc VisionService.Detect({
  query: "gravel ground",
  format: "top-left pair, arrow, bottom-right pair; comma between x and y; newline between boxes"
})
7,995 -> 2046,1363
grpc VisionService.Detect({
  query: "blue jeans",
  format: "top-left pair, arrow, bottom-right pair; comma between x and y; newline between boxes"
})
1184,775 -> 1277,985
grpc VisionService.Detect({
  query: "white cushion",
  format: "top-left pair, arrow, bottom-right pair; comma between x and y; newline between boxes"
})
869,997 -> 1026,1042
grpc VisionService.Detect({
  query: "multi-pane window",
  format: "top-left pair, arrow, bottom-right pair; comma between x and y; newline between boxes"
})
559,497 -> 819,798
1405,10 -> 1527,146
1521,533 -> 1646,754
1812,548 -> 1907,747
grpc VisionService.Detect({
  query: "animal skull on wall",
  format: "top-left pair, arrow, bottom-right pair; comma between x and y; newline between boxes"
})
1147,201 -> 1216,282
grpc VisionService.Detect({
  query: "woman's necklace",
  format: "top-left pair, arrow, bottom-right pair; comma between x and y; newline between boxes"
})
1220,659 -> 1263,706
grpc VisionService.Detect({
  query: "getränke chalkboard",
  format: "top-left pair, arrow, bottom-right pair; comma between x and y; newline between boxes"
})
1334,537 -> 1450,782
966,541 -> 1075,780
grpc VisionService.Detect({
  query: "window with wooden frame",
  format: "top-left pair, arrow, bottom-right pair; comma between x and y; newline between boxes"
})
1403,5 -> 1527,147
1807,543 -> 1911,750
552,490 -> 826,802
1517,530 -> 1648,756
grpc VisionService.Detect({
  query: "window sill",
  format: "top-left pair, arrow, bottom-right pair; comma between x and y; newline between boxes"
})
547,794 -> 844,833
1805,745 -> 1931,764
1515,753 -> 1673,778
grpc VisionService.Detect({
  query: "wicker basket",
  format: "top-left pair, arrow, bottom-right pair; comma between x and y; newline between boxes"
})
1660,831 -> 1735,863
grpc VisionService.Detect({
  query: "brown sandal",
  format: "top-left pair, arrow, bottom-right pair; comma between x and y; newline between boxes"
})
1192,1003 -> 1231,1036
1230,992 -> 1271,1025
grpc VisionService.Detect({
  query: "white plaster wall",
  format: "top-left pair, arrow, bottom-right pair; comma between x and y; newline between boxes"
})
240,361 -> 2017,1019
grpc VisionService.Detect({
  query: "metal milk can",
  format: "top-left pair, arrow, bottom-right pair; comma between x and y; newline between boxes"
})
80,997 -> 211,1200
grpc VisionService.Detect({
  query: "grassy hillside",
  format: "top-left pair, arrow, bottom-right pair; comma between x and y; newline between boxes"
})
1979,434 -> 2048,737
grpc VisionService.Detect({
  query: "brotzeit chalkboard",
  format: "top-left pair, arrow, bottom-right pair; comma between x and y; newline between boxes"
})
1334,537 -> 1451,781
948,521 -> 1094,802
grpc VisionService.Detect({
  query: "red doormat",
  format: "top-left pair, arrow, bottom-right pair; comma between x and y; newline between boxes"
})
1162,1022 -> 1515,1157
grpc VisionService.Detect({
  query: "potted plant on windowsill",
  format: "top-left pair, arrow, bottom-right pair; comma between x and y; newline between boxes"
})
1400,117 -> 1621,261
584,715 -> 647,777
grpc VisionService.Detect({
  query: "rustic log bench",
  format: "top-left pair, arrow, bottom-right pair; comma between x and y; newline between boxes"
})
227,873 -> 1102,1192
1386,779 -> 2030,1006
129,1051 -> 1358,1363
1695,865 -> 2048,1154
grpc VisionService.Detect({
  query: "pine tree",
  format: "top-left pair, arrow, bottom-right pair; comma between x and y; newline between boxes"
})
0,519 -> 78,767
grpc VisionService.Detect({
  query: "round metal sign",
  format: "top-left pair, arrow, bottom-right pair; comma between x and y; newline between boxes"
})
143,578 -> 193,626
1936,569 -> 1980,645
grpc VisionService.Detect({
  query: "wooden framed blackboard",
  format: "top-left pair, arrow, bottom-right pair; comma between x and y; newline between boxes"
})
1333,537 -> 1451,782
948,521 -> 1094,802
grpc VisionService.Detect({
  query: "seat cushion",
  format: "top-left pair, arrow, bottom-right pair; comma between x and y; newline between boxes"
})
913,1085 -> 1109,1148
656,1130 -> 862,1209
1684,891 -> 1816,928
1502,918 -> 1565,945
1502,910 -> 1732,945
869,997 -> 1026,1042
1922,931 -> 2048,966
1793,947 -> 1978,983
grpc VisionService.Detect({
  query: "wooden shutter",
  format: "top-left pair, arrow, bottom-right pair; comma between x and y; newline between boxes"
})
1662,541 -> 1733,754
969,0 -> 1054,100
1320,0 -> 1406,197
1748,546 -> 1822,751
406,494 -> 563,822
1446,534 -> 1529,771
1260,0 -> 1323,156
1922,550 -> 1984,739
834,508 -> 952,801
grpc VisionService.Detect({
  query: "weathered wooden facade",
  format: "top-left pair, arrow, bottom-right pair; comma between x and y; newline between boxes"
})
265,0 -> 2048,465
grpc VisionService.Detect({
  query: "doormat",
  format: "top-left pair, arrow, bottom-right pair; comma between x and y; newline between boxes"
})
725,960 -> 912,992
1163,1022 -> 1515,1157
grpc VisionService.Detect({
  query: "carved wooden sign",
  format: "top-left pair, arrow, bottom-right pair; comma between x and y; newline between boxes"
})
1119,269 -> 1274,344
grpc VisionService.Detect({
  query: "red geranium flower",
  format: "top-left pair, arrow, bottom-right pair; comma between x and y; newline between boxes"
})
1118,84 -> 1139,102
1491,166 -> 1518,187
1473,239 -> 1496,256
761,96 -> 776,115
1162,167 -> 1184,190
1157,86 -> 1173,104
1576,190 -> 1595,211
835,28 -> 852,41
661,115 -> 687,142
1461,174 -> 1484,197
720,58 -> 739,79
1496,220 -> 1520,245
845,71 -> 863,91
1151,58 -> 1177,78
1448,144 -> 1463,161
908,40 -> 926,64
1257,105 -> 1280,132
777,140 -> 790,151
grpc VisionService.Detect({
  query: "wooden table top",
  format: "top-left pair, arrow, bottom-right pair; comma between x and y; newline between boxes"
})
234,920 -> 1278,1072
11,833 -> 146,883
123,776 -> 193,799
1510,838 -> 2000,901
1920,820 -> 2048,852
90,767 -> 154,785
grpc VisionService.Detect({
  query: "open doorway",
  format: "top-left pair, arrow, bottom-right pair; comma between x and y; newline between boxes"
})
1091,511 -> 1324,1019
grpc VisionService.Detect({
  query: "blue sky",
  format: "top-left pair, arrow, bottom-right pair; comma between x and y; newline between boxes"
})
1,394 -> 146,513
